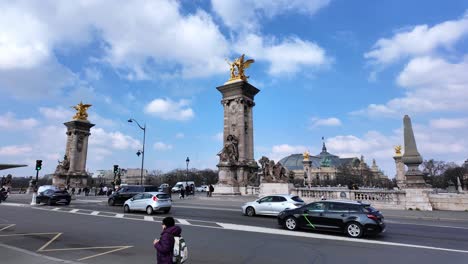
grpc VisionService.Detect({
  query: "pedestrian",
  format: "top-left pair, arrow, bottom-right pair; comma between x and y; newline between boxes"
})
206,185 -> 210,197
71,187 -> 76,195
209,184 -> 214,197
78,188 -> 82,195
153,216 -> 182,264
179,187 -> 185,199
185,185 -> 190,197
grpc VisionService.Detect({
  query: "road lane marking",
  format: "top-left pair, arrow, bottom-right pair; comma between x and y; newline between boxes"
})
174,205 -> 239,212
77,246 -> 133,261
216,223 -> 468,254
177,219 -> 191,225
0,224 -> 15,231
52,208 -> 60,211
70,209 -> 79,213
115,214 -> 124,218
144,216 -> 154,221
91,211 -> 99,215
37,232 -> 63,251
0,243 -> 83,264
385,220 -> 468,230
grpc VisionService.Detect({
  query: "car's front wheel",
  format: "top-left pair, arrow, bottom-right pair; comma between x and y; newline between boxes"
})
146,206 -> 154,215
245,206 -> 256,217
284,216 -> 298,231
345,222 -> 363,238
124,205 -> 131,213
47,198 -> 53,206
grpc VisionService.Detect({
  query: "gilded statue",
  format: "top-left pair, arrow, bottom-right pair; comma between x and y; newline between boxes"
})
303,150 -> 310,161
72,102 -> 92,121
226,54 -> 255,83
394,145 -> 402,156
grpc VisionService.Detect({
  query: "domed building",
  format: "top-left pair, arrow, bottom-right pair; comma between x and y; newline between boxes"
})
279,141 -> 387,186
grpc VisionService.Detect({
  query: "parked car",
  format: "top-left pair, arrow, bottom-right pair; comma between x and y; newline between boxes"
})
277,200 -> 386,238
37,185 -> 59,193
158,183 -> 169,192
108,185 -> 159,206
36,188 -> 71,205
124,192 -> 172,215
242,194 -> 305,216
196,185 -> 208,192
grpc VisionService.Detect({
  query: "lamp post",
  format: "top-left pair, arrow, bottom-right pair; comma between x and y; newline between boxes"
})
128,118 -> 146,185
186,157 -> 190,194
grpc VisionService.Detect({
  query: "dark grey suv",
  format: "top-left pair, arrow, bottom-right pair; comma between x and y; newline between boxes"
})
277,200 -> 386,238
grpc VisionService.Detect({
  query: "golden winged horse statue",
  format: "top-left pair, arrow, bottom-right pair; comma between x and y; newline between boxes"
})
226,54 -> 255,83
72,102 -> 92,121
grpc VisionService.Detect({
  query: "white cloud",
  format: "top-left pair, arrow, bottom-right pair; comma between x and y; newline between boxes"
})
212,0 -> 330,32
354,56 -> 468,117
39,106 -> 73,120
236,34 -> 330,75
0,145 -> 33,156
310,117 -> 342,127
214,132 -> 223,142
90,127 -> 140,150
154,142 -> 173,151
430,118 -> 468,129
365,11 -> 468,65
267,144 -> 308,162
144,98 -> 194,121
175,133 -> 185,139
0,112 -> 38,130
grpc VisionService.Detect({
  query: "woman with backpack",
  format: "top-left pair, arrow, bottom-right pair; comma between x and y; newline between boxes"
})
154,217 -> 182,264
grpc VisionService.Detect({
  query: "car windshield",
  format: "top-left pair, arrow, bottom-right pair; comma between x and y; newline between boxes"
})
291,196 -> 304,202
156,194 -> 170,199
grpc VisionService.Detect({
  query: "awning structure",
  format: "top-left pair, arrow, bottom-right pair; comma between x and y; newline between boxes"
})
0,164 -> 28,171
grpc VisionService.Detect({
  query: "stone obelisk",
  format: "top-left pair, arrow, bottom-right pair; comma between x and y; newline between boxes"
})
401,115 -> 432,210
53,102 -> 95,188
215,54 -> 259,195
402,115 -> 427,188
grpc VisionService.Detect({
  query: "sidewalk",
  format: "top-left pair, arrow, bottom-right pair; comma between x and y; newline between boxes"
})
0,243 -> 82,264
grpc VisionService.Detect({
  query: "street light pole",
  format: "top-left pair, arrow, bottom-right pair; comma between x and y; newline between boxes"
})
185,157 -> 190,187
128,119 -> 146,185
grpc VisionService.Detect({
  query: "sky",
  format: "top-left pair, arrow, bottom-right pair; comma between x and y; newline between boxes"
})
1,0 -> 468,178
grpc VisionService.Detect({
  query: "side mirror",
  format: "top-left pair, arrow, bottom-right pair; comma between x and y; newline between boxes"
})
257,200 -> 261,204
131,198 -> 135,201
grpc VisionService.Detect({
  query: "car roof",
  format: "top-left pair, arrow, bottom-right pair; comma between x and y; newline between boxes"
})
144,192 -> 168,195
259,194 -> 298,198
320,199 -> 371,206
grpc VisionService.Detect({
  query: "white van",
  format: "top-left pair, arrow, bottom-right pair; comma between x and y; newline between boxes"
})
171,181 -> 195,193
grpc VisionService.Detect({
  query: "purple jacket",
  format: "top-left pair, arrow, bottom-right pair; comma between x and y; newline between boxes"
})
154,226 -> 182,264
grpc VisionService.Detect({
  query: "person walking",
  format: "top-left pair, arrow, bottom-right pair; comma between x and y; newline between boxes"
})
179,187 -> 185,199
185,185 -> 190,197
153,217 -> 182,264
209,184 -> 214,197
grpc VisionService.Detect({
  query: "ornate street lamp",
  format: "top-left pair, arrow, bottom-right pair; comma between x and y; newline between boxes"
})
128,118 -> 146,185
185,157 -> 190,187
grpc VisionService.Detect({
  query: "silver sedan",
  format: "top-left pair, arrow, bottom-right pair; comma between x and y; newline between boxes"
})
241,194 -> 305,216
124,192 -> 172,215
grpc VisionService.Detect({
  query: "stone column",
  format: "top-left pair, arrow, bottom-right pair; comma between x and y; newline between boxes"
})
402,115 -> 428,188
393,155 -> 406,188
215,80 -> 260,195
303,159 -> 312,186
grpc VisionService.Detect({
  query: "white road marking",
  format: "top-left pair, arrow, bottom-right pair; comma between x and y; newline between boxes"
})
90,211 -> 99,215
216,223 -> 468,254
70,209 -> 79,213
144,216 -> 154,221
52,208 -> 60,211
174,205 -> 240,212
385,220 -> 468,230
115,214 -> 124,218
0,203 -> 28,207
177,219 -> 191,225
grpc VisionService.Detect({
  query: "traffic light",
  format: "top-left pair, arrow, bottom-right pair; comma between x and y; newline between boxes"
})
113,165 -> 119,174
35,160 -> 42,171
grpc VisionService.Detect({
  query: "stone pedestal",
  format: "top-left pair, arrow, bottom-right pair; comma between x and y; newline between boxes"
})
405,188 -> 433,211
53,119 -> 94,188
393,155 -> 406,188
259,183 -> 293,196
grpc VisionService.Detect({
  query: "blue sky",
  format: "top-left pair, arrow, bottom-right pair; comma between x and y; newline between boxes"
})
1,0 -> 468,178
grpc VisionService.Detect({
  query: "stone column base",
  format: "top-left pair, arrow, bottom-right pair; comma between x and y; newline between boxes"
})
259,183 -> 293,196
53,173 -> 88,188
213,184 -> 241,195
405,188 -> 433,211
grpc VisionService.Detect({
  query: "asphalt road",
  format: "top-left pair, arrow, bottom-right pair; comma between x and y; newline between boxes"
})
1,194 -> 468,263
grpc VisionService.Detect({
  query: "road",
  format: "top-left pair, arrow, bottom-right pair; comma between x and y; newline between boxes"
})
1,194 -> 468,263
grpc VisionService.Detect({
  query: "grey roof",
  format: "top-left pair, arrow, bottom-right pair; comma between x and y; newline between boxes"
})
0,164 -> 27,171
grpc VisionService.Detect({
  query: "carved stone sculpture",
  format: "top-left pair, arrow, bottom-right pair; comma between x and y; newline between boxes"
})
258,156 -> 288,183
55,155 -> 70,174
217,135 -> 239,164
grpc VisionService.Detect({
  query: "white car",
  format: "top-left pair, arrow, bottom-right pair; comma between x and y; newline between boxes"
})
123,192 -> 172,215
241,194 -> 305,216
196,185 -> 208,192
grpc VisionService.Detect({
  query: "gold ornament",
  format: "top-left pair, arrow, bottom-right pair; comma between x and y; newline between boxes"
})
226,54 -> 255,83
394,145 -> 402,156
72,102 -> 92,121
